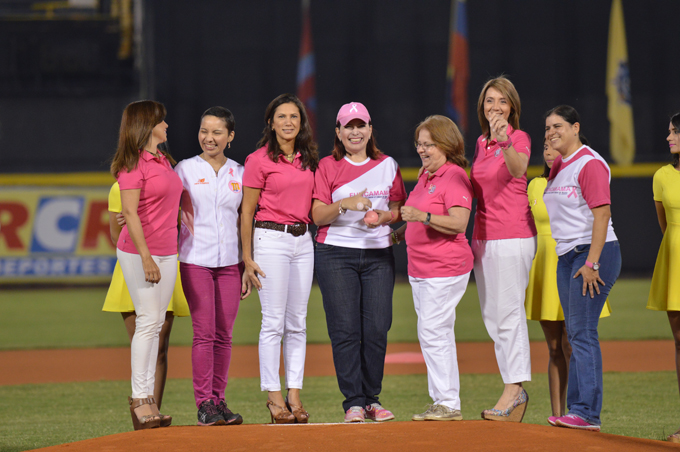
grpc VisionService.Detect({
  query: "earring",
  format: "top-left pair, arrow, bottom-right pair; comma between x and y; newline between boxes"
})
228,142 -> 231,149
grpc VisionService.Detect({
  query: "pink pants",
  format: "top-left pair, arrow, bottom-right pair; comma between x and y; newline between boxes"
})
180,262 -> 242,408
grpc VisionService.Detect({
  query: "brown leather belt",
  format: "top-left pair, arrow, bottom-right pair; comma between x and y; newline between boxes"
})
255,221 -> 308,237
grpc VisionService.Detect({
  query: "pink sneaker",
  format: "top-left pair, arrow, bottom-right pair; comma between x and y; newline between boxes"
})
555,414 -> 600,432
547,416 -> 558,426
365,403 -> 395,422
344,406 -> 365,423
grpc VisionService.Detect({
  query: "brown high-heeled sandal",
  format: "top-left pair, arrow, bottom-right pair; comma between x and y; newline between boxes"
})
148,396 -> 172,427
285,396 -> 309,424
266,400 -> 295,424
128,397 -> 161,430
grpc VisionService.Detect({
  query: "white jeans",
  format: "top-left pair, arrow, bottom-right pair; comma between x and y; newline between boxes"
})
472,237 -> 536,384
254,228 -> 314,391
409,273 -> 470,410
117,249 -> 177,398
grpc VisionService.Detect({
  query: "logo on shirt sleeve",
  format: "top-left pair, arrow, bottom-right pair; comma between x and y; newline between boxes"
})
229,181 -> 241,193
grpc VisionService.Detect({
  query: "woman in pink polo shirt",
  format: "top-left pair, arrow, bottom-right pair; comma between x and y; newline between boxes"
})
470,77 -> 536,422
241,94 -> 318,424
394,115 -> 473,422
175,106 -> 246,426
110,100 -> 183,430
312,102 -> 406,423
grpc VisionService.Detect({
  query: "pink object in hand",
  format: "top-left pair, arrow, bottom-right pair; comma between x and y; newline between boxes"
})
364,210 -> 379,225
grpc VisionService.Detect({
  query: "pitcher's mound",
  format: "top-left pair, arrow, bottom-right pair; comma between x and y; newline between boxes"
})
32,421 -> 675,452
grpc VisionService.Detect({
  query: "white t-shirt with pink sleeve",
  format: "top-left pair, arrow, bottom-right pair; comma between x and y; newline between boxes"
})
313,154 -> 406,249
404,162 -> 474,278
543,145 -> 617,256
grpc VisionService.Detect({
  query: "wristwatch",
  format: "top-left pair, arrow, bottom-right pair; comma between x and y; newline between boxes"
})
585,260 -> 600,271
423,212 -> 431,226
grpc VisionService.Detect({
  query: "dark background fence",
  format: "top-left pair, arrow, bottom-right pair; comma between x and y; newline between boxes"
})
0,0 -> 674,275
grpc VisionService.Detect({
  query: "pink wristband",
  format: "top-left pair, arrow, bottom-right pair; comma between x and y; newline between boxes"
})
497,138 -> 513,150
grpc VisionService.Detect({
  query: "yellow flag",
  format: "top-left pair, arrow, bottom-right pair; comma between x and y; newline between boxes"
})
606,0 -> 635,165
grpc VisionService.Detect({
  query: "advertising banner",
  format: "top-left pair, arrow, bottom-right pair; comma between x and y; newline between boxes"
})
0,187 -> 115,283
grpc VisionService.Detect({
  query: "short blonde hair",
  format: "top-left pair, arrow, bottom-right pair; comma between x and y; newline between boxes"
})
415,115 -> 468,169
476,76 -> 521,138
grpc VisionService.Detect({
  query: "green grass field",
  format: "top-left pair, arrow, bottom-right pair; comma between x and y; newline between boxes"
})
0,279 -> 669,350
0,279 -> 677,451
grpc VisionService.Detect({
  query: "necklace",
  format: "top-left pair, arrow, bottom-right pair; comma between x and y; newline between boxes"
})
284,152 -> 295,162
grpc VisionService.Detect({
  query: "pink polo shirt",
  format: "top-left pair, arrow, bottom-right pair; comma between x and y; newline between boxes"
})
243,146 -> 315,224
405,163 -> 474,278
117,150 -> 183,256
470,125 -> 536,240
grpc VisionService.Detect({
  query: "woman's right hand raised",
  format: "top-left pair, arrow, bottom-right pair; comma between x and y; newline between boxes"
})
343,188 -> 372,212
243,260 -> 266,292
141,255 -> 161,284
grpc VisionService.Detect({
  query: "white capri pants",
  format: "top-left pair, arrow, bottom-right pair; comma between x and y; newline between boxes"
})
253,227 -> 314,391
409,272 -> 470,410
472,237 -> 536,384
117,249 -> 177,399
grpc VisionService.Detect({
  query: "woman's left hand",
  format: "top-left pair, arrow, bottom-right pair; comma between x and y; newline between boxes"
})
574,265 -> 605,298
400,206 -> 425,223
365,209 -> 392,229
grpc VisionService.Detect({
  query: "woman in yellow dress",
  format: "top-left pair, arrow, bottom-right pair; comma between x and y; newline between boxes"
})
102,181 -> 189,417
647,113 -> 680,443
525,139 -> 611,426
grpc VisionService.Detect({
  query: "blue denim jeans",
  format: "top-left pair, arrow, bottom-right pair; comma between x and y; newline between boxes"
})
556,241 -> 621,426
315,242 -> 395,412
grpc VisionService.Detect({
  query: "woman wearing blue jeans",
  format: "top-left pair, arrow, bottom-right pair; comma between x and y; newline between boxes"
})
312,102 -> 406,423
543,105 -> 621,432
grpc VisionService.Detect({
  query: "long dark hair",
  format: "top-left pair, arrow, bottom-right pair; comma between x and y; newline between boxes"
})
671,112 -> 680,168
257,93 -> 318,171
543,105 -> 589,147
110,100 -> 175,178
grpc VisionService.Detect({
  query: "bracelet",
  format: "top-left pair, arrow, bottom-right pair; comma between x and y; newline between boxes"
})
339,200 -> 347,215
391,231 -> 400,245
390,211 -> 395,222
423,212 -> 431,226
497,137 -> 513,150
